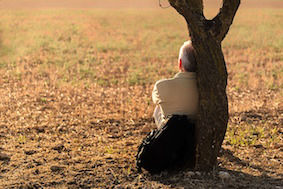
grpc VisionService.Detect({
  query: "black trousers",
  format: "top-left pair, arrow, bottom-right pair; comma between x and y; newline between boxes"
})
161,115 -> 196,169
137,115 -> 196,173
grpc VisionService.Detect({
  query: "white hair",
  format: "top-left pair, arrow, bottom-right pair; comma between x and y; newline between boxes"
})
178,41 -> 196,72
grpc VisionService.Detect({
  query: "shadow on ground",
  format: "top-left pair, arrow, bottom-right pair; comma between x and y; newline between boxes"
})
0,109 -> 282,188
146,148 -> 282,189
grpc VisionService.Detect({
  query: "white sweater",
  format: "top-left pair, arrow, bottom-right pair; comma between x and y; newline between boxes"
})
152,72 -> 199,128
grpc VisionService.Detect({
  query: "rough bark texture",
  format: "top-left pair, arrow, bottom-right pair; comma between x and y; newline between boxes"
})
168,0 -> 240,171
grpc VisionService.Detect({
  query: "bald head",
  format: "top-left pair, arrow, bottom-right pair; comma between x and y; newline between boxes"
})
178,41 -> 197,72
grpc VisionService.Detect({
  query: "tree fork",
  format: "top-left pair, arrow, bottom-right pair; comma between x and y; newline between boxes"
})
168,0 -> 240,171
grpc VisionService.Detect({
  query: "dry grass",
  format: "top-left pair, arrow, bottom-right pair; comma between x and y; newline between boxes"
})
0,4 -> 282,189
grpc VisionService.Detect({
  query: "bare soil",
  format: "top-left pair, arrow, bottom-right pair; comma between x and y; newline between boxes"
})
0,74 -> 282,188
0,2 -> 282,188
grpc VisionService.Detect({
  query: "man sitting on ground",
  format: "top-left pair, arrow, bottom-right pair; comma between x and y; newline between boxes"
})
152,40 -> 199,129
136,41 -> 199,173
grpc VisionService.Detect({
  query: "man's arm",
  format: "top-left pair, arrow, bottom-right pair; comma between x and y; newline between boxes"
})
152,83 -> 161,105
152,83 -> 164,129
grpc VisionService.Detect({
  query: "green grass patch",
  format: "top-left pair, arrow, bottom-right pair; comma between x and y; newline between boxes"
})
226,122 -> 281,148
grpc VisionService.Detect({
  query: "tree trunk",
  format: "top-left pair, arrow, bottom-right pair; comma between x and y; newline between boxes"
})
168,0 -> 240,171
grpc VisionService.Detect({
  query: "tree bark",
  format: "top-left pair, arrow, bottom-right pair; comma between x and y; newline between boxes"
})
168,0 -> 240,171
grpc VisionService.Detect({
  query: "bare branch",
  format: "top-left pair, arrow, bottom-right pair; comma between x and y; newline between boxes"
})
209,0 -> 241,41
168,0 -> 205,37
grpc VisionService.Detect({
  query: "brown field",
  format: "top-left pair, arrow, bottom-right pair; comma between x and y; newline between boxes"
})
0,0 -> 282,188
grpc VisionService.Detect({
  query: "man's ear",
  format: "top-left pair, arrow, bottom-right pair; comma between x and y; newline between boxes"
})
179,59 -> 182,70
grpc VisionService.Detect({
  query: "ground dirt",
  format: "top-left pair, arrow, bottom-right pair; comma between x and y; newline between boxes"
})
0,77 -> 282,188
0,0 -> 282,188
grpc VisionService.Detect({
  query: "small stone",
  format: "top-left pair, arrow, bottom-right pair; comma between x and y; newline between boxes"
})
125,142 -> 134,146
108,135 -> 119,139
52,144 -> 65,152
67,180 -> 77,185
50,166 -> 64,172
253,144 -> 264,148
252,132 -> 259,136
272,144 -> 282,149
0,153 -> 10,161
33,160 -> 42,166
240,115 -> 247,122
270,159 -> 278,163
125,131 -> 133,136
26,163 -> 34,169
219,171 -> 231,180
35,126 -> 45,133
195,171 -> 201,176
33,169 -> 40,175
114,123 -> 119,127
185,171 -> 195,177
25,150 -> 37,155
58,126 -> 67,132
114,185 -> 124,189
141,126 -> 151,134
160,171 -> 168,177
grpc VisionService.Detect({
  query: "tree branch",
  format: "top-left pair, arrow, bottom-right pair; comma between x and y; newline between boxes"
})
168,0 -> 203,16
209,0 -> 241,41
168,0 -> 205,37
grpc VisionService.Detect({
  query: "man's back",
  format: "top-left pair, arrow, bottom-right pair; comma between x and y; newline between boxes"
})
152,72 -> 199,118
152,72 -> 198,119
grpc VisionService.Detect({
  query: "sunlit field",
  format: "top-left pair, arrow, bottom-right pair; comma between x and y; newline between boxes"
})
0,1 -> 282,188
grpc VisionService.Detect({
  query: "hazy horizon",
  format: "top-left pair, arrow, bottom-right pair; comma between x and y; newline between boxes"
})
0,0 -> 282,10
